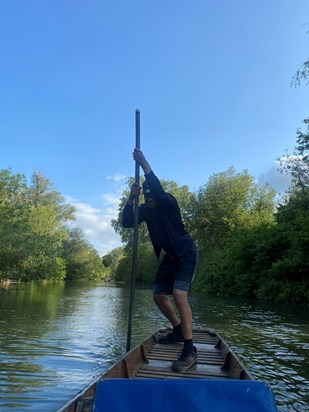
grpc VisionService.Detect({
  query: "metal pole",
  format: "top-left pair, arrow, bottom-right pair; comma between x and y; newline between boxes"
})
126,109 -> 140,352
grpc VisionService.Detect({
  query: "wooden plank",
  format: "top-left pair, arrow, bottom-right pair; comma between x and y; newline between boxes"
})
136,362 -> 231,379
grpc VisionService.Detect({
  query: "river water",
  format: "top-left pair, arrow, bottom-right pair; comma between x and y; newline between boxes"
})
0,282 -> 308,411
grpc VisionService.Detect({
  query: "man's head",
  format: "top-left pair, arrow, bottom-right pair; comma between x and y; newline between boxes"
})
143,181 -> 157,208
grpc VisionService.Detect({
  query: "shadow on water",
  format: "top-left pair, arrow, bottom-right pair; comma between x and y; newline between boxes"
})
0,282 -> 308,411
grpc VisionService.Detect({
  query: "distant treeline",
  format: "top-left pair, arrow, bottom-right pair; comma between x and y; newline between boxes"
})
0,170 -> 106,282
104,118 -> 309,304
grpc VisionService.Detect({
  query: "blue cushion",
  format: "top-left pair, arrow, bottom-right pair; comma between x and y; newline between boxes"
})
93,378 -> 277,412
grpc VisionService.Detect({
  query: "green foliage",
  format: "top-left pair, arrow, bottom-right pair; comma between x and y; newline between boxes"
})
292,29 -> 309,88
278,118 -> 309,194
109,156 -> 308,304
114,243 -> 158,285
0,169 -> 105,282
108,115 -> 308,304
191,167 -> 276,251
191,166 -> 305,303
292,59 -> 309,87
62,228 -> 107,281
4,130 -> 307,303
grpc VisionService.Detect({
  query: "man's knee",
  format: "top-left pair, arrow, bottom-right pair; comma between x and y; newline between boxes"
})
153,293 -> 168,305
173,289 -> 188,304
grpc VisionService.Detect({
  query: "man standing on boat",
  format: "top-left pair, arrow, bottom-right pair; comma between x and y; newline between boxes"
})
122,148 -> 198,372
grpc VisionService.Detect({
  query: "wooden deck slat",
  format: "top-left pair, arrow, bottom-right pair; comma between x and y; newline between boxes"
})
147,342 -> 225,367
139,361 -> 229,377
147,354 -> 223,363
136,365 -> 230,379
147,354 -> 223,365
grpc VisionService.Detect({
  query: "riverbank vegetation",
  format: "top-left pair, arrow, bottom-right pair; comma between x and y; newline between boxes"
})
1,122 -> 308,303
1,123 -> 307,303
106,119 -> 309,304
0,171 -> 107,282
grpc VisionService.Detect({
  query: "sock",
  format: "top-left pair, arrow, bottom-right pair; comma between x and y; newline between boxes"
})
183,339 -> 193,351
173,323 -> 183,337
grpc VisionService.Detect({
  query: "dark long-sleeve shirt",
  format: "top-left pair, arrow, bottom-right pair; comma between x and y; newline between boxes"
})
122,171 -> 195,260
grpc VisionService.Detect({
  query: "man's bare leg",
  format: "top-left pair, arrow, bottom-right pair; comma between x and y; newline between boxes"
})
153,291 -> 192,338
153,293 -> 180,327
171,289 -> 197,372
172,289 -> 192,340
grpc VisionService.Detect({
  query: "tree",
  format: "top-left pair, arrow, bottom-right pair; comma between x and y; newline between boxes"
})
103,247 -> 126,279
29,170 -> 75,221
192,167 -> 276,251
199,131 -> 309,303
291,29 -> 309,87
0,168 -> 104,282
278,118 -> 309,193
63,228 -> 106,281
292,58 -> 309,86
113,243 -> 158,284
0,169 -> 30,279
16,171 -> 76,280
255,194 -> 309,304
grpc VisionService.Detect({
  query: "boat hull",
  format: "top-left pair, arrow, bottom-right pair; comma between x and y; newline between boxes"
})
58,327 -> 254,412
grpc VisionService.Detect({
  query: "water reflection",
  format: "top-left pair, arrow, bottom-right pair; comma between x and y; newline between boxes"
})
0,283 -> 308,411
191,293 -> 309,411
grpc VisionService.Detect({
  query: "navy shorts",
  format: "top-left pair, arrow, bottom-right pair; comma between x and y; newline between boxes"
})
153,249 -> 198,295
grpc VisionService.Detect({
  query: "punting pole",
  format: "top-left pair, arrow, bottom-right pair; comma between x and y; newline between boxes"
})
126,109 -> 140,352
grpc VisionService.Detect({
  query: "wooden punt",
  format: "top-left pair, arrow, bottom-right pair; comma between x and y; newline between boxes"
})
58,327 -> 253,412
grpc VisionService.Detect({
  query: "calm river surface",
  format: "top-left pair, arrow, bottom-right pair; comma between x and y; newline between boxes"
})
0,282 -> 308,411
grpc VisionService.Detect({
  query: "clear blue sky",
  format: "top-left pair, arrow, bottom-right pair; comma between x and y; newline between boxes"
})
1,1 -> 308,255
